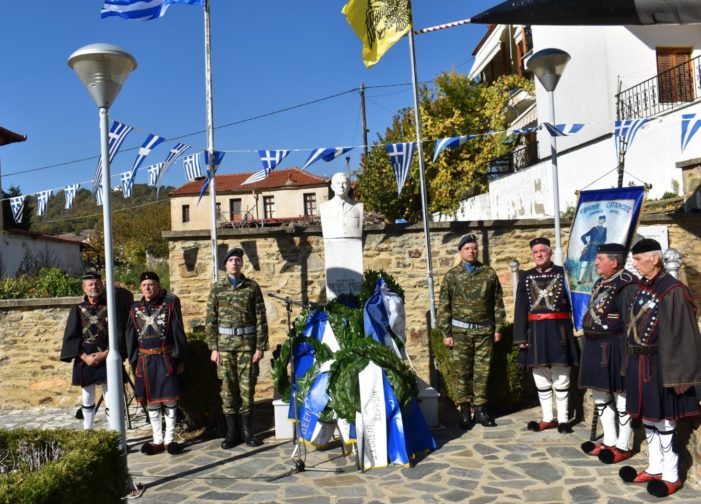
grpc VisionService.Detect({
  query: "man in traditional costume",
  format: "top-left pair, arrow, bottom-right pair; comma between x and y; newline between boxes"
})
618,238 -> 701,497
438,233 -> 505,429
514,237 -> 580,433
126,272 -> 187,455
579,243 -> 638,464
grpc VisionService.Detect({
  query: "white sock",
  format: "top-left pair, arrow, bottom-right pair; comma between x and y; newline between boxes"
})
614,392 -> 632,451
552,365 -> 571,424
532,368 -> 554,422
81,385 -> 97,430
644,423 -> 663,476
655,419 -> 678,483
149,408 -> 163,445
164,406 -> 177,445
592,390 -> 615,446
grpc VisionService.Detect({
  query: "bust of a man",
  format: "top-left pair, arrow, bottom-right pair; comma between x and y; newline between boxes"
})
320,173 -> 363,239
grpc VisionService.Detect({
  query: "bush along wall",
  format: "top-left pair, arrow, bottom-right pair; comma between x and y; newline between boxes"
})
0,428 -> 128,504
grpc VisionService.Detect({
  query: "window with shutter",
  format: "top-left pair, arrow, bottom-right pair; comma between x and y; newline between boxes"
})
657,47 -> 694,104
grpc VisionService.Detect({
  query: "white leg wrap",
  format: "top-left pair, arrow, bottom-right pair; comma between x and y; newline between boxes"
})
654,419 -> 678,483
81,385 -> 96,430
614,392 -> 632,451
552,365 -> 570,424
164,406 -> 177,445
148,408 -> 164,445
644,423 -> 664,476
532,367 -> 554,422
592,389 -> 616,446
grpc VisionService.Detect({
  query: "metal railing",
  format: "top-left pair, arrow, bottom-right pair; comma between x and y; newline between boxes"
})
616,54 -> 701,119
487,142 -> 539,181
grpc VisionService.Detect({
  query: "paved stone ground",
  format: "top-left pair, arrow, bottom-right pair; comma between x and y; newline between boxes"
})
1,402 -> 699,503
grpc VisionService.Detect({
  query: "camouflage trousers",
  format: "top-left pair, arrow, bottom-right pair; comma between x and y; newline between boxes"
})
447,329 -> 493,406
217,337 -> 259,415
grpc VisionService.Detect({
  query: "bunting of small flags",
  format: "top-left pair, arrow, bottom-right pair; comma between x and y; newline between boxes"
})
197,171 -> 212,206
36,190 -> 52,216
155,143 -> 190,195
120,172 -> 134,198
614,119 -> 649,153
681,113 -> 701,152
542,122 -> 585,137
64,184 -> 80,210
386,142 -> 415,195
204,150 -> 226,169
242,150 -> 290,185
241,168 -> 269,186
127,133 -> 164,193
94,120 -> 133,195
147,163 -> 164,186
302,147 -> 353,170
96,186 -> 104,207
432,135 -> 475,162
10,196 -> 25,223
183,153 -> 202,181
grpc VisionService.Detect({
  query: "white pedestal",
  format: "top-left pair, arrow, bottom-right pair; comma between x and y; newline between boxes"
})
417,384 -> 440,428
323,238 -> 363,300
273,399 -> 294,439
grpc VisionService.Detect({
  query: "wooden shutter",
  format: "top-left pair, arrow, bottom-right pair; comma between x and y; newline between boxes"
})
657,47 -> 694,103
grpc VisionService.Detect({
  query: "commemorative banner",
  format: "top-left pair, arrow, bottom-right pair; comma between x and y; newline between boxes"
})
565,186 -> 646,332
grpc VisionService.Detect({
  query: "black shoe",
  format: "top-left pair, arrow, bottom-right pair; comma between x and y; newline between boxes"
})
557,422 -> 573,434
474,405 -> 497,427
221,414 -> 241,449
241,413 -> 263,447
166,442 -> 182,455
458,403 -> 474,430
140,442 -> 164,455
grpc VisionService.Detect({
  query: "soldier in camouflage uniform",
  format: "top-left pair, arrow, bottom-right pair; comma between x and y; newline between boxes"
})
206,246 -> 269,448
438,233 -> 506,430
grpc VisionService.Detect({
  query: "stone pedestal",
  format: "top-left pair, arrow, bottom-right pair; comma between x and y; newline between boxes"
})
273,399 -> 294,439
323,238 -> 363,299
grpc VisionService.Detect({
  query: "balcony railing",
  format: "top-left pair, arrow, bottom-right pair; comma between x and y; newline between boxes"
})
616,54 -> 701,119
487,142 -> 539,181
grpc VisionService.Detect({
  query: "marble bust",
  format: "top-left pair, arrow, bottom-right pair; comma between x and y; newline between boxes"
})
320,173 -> 363,239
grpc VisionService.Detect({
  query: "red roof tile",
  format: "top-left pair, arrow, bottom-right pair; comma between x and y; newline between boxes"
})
170,167 -> 329,196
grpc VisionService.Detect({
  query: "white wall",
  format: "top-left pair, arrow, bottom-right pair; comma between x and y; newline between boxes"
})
0,233 -> 83,278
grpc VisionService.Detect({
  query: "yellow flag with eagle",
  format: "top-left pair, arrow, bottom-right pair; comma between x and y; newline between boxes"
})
342,0 -> 412,68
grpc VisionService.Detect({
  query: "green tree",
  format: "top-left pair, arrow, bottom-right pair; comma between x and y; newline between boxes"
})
356,72 -> 533,221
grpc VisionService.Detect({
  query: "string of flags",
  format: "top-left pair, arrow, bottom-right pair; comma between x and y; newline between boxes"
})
7,112 -> 701,224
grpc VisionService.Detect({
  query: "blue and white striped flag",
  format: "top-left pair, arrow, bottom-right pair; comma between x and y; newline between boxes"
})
101,0 -> 204,21
510,126 -> 538,135
204,150 -> 225,170
183,153 -> 202,180
127,133 -> 164,192
302,147 -> 353,170
94,121 -> 133,194
258,149 -> 289,171
147,163 -> 164,186
681,113 -> 701,152
386,142 -> 415,195
64,184 -> 80,210
241,168 -> 269,186
432,135 -> 474,162
36,190 -> 52,217
542,122 -> 585,137
120,172 -> 134,198
155,143 -> 190,194
614,119 -> 649,153
10,196 -> 25,223
197,171 -> 212,206
95,186 -> 104,207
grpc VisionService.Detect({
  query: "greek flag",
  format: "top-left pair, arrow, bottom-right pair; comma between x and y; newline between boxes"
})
432,135 -> 474,162
302,147 -> 353,170
197,171 -> 211,206
614,119 -> 649,153
120,172 -> 134,198
204,150 -> 225,169
127,133 -> 164,192
258,149 -> 289,171
95,186 -> 104,207
94,121 -> 133,195
10,196 -> 25,223
386,142 -> 415,195
183,153 -> 202,181
155,143 -> 190,194
241,168 -> 268,186
101,0 -> 204,21
542,122 -> 585,137
147,163 -> 163,186
681,113 -> 701,152
64,184 -> 80,210
36,190 -> 52,217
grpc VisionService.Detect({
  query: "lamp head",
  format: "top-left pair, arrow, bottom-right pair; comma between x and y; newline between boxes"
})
68,43 -> 137,109
526,48 -> 570,92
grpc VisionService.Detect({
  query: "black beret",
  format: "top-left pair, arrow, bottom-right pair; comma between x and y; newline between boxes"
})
529,237 -> 551,248
597,243 -> 626,255
82,271 -> 101,281
457,234 -> 477,250
597,215 -> 607,220
140,271 -> 160,283
224,247 -> 244,262
631,238 -> 662,254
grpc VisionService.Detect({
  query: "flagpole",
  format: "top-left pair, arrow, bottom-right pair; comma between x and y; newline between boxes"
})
204,0 -> 218,282
407,22 -> 437,327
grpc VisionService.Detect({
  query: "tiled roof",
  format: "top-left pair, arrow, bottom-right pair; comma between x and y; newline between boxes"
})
170,168 -> 329,196
0,126 -> 27,146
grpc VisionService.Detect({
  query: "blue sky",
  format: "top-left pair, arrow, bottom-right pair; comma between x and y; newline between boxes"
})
0,1 -> 498,198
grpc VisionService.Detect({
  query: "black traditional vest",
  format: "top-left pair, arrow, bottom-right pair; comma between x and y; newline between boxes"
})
582,269 -> 636,337
131,292 -> 177,351
78,300 -> 109,352
626,270 -> 679,353
524,265 -> 571,314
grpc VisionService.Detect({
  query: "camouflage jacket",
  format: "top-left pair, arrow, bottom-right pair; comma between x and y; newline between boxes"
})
205,275 -> 269,352
437,262 -> 506,338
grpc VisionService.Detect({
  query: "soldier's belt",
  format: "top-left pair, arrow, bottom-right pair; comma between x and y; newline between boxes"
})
628,344 -> 658,355
527,312 -> 570,321
218,326 -> 256,336
451,319 -> 489,330
583,331 -> 618,340
139,346 -> 172,356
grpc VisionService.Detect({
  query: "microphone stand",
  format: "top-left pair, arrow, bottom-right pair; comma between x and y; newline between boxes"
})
266,292 -> 343,481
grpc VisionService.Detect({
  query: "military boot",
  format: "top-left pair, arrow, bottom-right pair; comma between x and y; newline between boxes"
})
221,414 -> 241,449
474,405 -> 497,427
241,413 -> 263,447
458,403 -> 474,430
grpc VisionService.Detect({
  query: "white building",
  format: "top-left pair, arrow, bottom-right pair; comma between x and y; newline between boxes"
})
458,23 -> 701,220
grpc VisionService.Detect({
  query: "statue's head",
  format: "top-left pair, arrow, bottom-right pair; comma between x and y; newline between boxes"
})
330,172 -> 350,198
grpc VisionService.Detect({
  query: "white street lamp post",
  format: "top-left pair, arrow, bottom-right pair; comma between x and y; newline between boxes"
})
68,43 -> 137,446
527,48 -> 571,266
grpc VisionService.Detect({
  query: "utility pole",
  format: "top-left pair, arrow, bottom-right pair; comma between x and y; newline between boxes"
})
360,83 -> 369,171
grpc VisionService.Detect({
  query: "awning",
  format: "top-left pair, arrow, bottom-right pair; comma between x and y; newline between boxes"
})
468,25 -> 506,80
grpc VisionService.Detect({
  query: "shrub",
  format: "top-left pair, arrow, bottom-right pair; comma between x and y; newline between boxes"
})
0,428 -> 128,504
0,268 -> 82,299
